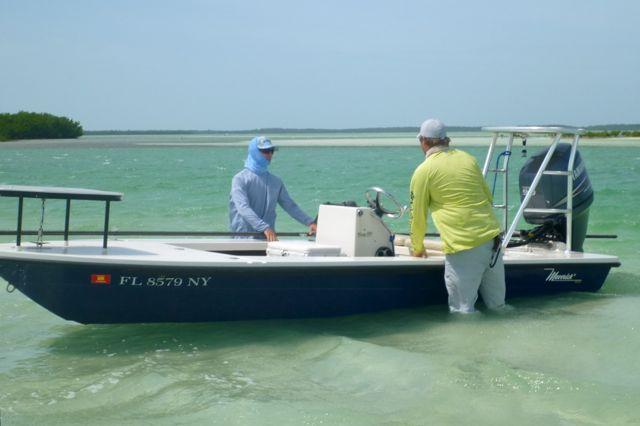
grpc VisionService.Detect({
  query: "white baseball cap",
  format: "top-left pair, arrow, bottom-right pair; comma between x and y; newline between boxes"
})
254,136 -> 278,151
418,118 -> 447,139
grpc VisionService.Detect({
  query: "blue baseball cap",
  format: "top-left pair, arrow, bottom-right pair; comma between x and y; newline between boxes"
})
255,136 -> 278,151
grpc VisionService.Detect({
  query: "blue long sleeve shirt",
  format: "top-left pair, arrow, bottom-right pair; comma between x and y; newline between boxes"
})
229,168 -> 314,234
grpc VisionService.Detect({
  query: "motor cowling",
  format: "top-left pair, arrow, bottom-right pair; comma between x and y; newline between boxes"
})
518,143 -> 593,251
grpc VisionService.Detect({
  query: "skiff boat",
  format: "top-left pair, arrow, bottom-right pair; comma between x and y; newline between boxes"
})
0,127 -> 620,323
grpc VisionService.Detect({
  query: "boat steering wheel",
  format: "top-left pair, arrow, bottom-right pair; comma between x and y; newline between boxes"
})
365,187 -> 406,219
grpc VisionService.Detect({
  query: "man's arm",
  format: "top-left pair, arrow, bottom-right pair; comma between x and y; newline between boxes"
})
409,168 -> 430,257
475,159 -> 495,204
277,184 -> 315,227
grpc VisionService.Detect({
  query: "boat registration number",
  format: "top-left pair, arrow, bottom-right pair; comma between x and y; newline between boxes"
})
117,276 -> 212,287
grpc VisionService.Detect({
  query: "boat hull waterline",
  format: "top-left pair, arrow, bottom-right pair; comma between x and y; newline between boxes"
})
0,249 -> 618,324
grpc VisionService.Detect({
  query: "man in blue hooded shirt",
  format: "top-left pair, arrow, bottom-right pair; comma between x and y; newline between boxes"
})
229,136 -> 317,241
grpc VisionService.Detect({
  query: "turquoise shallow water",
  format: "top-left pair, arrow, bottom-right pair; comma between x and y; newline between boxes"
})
0,135 -> 639,425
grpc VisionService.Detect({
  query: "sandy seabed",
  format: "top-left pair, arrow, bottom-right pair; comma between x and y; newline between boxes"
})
137,136 -> 640,148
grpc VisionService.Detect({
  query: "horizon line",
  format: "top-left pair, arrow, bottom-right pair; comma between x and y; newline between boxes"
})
84,123 -> 640,134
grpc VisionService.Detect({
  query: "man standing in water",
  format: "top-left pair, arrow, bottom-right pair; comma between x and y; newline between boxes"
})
229,136 -> 317,241
409,119 -> 506,313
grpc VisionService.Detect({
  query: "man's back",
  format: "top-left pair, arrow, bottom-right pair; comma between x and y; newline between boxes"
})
411,148 -> 500,253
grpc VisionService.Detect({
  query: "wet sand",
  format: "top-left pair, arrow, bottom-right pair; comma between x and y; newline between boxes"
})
2,133 -> 639,149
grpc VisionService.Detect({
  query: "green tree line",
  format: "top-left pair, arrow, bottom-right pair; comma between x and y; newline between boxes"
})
582,130 -> 640,138
0,111 -> 83,141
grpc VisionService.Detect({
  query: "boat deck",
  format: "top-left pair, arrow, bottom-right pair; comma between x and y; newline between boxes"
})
0,238 -> 621,267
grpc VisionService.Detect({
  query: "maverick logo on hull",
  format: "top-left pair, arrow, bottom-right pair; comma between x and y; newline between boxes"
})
544,268 -> 582,284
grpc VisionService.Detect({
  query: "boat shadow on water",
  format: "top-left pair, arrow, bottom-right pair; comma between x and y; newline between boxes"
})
43,287 -> 627,358
598,270 -> 639,295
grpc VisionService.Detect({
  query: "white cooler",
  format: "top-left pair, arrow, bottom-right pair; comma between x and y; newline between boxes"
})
266,240 -> 342,257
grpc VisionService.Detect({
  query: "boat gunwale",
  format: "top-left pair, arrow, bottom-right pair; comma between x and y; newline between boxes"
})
0,239 -> 622,268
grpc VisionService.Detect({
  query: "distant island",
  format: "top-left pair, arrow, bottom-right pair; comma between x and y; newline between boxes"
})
0,111 -> 83,142
84,125 -> 640,137
2,112 -> 638,141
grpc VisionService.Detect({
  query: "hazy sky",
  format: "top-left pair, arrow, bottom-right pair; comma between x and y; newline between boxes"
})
1,0 -> 638,130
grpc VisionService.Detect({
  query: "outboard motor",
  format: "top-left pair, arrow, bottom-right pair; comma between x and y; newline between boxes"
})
519,143 -> 593,251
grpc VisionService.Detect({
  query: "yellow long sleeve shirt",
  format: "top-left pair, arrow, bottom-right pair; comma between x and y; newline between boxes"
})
410,148 -> 501,254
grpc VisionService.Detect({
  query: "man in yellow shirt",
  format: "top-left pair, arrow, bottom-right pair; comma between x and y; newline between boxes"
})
410,118 -> 505,313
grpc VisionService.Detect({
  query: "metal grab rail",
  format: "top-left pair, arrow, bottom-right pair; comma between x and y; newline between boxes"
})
505,132 -> 562,249
0,230 -> 311,238
481,127 -> 584,253
0,230 -> 616,238
0,185 -> 122,249
482,133 -> 514,230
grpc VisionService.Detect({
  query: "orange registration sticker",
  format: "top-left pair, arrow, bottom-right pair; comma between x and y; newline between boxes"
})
91,274 -> 111,285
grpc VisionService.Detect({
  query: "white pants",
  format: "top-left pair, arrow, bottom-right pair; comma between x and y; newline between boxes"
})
444,239 -> 505,313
